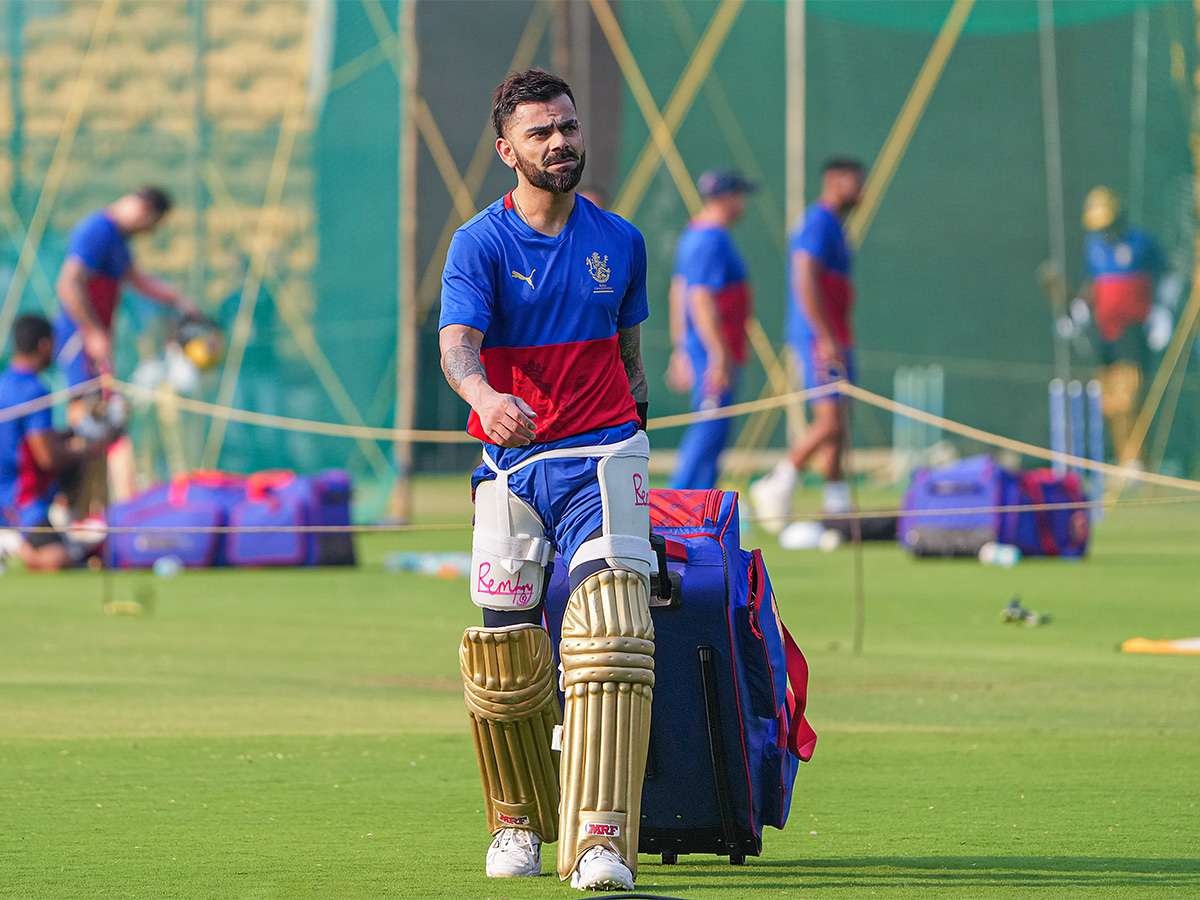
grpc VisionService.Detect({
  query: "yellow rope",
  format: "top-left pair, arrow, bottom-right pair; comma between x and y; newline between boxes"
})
202,41 -> 312,468
846,0 -> 974,248
21,491 -> 1200,538
838,382 -> 1200,494
613,0 -> 746,219
0,0 -> 120,345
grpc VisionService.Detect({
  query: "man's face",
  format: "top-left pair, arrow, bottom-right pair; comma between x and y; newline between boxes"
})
128,199 -> 165,235
33,336 -> 53,371
498,94 -> 587,194
724,191 -> 748,224
832,170 -> 864,213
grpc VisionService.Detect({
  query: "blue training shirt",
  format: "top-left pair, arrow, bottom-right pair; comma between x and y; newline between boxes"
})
0,364 -> 56,527
786,202 -> 856,349
440,192 -> 648,469
673,222 -> 750,366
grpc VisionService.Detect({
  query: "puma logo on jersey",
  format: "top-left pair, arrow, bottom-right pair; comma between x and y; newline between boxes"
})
511,269 -> 536,289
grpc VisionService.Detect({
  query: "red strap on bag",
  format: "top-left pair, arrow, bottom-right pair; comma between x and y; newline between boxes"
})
167,470 -> 246,506
782,625 -> 817,762
247,469 -> 296,501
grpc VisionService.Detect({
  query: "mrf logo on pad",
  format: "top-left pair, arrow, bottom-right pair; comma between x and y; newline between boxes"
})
585,823 -> 620,837
497,813 -> 530,827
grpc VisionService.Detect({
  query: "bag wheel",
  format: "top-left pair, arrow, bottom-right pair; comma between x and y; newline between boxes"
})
730,853 -> 745,866
661,851 -> 677,865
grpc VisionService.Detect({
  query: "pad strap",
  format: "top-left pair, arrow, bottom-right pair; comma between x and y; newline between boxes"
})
572,535 -> 653,581
472,531 -> 553,567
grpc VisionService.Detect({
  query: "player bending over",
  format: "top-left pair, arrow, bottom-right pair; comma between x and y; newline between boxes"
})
439,68 -> 653,891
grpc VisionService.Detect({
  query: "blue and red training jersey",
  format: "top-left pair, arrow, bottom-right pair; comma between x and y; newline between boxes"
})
673,221 -> 750,366
0,363 -> 57,527
440,193 -> 648,463
786,202 -> 855,349
62,210 -> 132,330
1084,227 -> 1167,342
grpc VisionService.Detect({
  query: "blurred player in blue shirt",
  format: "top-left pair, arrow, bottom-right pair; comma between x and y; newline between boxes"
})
0,315 -> 104,570
752,158 -> 864,539
53,187 -> 197,407
666,169 -> 756,489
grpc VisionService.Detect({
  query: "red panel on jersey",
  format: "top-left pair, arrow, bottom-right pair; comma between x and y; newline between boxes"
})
819,270 -> 855,346
88,275 -> 122,330
1093,273 -> 1153,341
716,282 -> 750,364
470,335 -> 638,444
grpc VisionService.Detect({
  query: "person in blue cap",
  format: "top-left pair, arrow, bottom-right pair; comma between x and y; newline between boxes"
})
666,169 -> 756,490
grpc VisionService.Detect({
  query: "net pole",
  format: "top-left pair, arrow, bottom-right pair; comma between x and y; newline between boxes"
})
391,0 -> 419,524
785,0 -> 804,231
1038,0 -> 1070,383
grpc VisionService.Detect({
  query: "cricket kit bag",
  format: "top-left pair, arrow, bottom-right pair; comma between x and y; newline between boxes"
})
543,488 -> 816,865
899,455 -> 1089,558
107,469 -> 355,569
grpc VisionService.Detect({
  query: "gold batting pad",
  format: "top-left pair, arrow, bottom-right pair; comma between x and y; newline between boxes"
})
557,569 -> 655,880
460,624 -> 561,843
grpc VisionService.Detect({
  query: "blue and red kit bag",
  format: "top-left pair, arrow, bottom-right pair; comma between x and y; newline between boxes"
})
544,488 -> 816,865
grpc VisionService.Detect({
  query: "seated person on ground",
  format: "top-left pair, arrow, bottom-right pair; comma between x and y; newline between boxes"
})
0,315 -> 107,571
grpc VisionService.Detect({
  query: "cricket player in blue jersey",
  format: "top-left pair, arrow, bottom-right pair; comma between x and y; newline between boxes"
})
667,169 -> 755,490
439,69 -> 653,891
752,158 -> 864,540
0,315 -> 105,570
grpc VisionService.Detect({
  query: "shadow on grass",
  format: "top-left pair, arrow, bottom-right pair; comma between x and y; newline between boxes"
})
657,856 -> 1200,891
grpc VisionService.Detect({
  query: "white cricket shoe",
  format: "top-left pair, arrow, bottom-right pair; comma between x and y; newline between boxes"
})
778,520 -> 825,550
750,472 -> 792,535
569,846 -> 634,891
485,828 -> 542,878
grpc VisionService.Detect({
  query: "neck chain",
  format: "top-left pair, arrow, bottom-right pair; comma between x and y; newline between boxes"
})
513,192 -> 530,225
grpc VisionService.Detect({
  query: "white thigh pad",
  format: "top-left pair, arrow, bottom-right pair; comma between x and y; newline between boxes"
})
470,479 -> 551,610
570,432 -> 653,580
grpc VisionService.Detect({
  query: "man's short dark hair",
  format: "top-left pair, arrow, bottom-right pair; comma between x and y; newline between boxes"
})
136,186 -> 172,217
492,68 -> 575,138
13,314 -> 52,354
823,157 -> 865,177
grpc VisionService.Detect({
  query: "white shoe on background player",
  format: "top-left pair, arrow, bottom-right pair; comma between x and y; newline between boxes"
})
750,469 -> 793,535
485,828 -> 541,877
569,846 -> 634,891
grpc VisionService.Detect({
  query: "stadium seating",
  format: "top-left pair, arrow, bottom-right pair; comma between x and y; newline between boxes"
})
0,0 -> 316,310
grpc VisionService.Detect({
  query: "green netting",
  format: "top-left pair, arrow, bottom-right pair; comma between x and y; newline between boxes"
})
1,0 -> 1198,510
621,0 -> 1200,474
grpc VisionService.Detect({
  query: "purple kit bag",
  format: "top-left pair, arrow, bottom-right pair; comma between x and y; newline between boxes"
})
107,472 -> 248,569
901,457 -> 1090,558
542,488 -> 815,865
225,470 -> 356,567
899,455 -> 1011,556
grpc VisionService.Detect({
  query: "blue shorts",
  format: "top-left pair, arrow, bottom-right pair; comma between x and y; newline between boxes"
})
52,312 -> 97,389
471,423 -> 638,573
790,337 -> 856,403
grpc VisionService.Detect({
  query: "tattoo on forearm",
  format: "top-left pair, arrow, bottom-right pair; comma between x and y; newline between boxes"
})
442,345 -> 486,392
618,327 -> 649,404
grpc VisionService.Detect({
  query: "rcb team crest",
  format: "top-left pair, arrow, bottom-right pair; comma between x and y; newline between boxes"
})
587,252 -> 613,293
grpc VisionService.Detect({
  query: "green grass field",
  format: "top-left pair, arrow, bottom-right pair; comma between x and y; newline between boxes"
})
2,481 -> 1199,899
